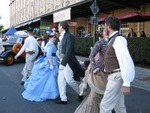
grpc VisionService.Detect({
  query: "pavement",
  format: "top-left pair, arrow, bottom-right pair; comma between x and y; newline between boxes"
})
0,57 -> 150,113
76,56 -> 150,92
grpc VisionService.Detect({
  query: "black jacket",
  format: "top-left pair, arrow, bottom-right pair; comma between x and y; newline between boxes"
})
61,32 -> 84,81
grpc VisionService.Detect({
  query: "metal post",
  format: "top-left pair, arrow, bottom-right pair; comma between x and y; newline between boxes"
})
93,0 -> 97,46
93,17 -> 97,46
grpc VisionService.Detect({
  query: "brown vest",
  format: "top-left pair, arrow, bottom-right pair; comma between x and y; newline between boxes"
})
104,33 -> 119,72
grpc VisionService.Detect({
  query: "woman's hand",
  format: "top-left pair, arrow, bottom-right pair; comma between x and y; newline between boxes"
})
50,65 -> 53,70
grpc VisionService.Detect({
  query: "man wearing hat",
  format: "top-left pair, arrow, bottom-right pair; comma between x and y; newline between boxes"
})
15,27 -> 39,85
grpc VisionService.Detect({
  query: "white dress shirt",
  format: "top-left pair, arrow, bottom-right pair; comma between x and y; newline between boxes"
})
17,36 -> 38,56
109,31 -> 135,87
59,31 -> 66,41
41,41 -> 46,52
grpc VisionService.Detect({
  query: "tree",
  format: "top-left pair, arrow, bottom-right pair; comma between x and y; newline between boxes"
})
0,24 -> 4,31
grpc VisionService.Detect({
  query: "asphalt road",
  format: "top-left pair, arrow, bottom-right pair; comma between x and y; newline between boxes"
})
0,60 -> 150,113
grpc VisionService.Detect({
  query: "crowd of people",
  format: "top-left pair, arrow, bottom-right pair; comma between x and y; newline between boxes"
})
2,17 -> 135,113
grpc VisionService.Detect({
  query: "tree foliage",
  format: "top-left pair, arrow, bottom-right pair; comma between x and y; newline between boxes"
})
0,24 -> 4,31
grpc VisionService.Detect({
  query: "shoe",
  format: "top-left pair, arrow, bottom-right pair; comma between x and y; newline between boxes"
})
55,100 -> 67,104
21,81 -> 25,85
77,95 -> 83,101
112,110 -> 116,113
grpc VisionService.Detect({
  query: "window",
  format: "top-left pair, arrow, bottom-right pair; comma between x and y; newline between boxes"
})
120,22 -> 129,37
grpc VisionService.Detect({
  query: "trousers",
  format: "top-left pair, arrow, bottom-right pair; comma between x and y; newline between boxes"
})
21,53 -> 37,82
100,72 -> 127,113
58,64 -> 80,101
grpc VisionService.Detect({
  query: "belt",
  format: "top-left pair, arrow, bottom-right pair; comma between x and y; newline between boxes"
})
43,53 -> 56,57
104,70 -> 121,75
52,53 -> 56,56
26,51 -> 35,55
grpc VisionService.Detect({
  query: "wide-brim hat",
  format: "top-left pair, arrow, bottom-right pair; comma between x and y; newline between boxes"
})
27,27 -> 33,32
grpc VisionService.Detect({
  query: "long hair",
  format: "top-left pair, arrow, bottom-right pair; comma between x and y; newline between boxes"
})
59,21 -> 69,32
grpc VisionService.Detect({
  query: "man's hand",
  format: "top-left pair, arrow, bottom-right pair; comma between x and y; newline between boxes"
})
14,55 -> 18,60
122,86 -> 130,96
50,65 -> 53,70
59,65 -> 65,71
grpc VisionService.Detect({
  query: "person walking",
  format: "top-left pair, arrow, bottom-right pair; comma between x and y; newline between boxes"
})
74,30 -> 109,113
15,27 -> 39,85
22,33 -> 59,102
100,16 -> 135,113
56,21 -> 84,104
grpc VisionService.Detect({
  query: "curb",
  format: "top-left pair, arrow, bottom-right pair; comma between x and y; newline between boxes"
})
76,56 -> 150,92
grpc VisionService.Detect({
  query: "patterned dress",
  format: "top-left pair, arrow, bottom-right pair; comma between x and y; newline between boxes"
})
74,39 -> 107,113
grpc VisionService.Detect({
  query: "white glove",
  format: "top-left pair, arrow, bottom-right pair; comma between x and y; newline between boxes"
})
93,68 -> 99,74
14,55 -> 19,60
59,65 -> 65,71
50,65 -> 53,70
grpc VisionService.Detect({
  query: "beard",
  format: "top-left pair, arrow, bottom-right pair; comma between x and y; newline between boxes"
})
105,27 -> 110,36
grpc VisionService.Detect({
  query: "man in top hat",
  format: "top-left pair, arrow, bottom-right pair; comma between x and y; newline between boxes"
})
15,27 -> 39,85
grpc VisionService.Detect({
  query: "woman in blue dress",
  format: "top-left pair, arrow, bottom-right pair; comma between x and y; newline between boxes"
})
22,33 -> 59,102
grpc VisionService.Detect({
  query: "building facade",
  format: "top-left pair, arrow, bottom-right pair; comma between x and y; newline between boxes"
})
9,0 -> 84,26
9,0 -> 150,37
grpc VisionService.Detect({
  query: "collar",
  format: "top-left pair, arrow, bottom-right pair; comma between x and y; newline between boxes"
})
108,31 -> 119,39
107,31 -> 119,45
60,30 -> 66,37
59,31 -> 66,41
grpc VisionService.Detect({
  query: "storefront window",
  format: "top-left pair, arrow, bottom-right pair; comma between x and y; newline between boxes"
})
76,26 -> 85,37
120,22 -> 129,37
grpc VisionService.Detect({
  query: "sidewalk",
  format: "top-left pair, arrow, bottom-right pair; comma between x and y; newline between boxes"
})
76,56 -> 150,91
132,67 -> 150,91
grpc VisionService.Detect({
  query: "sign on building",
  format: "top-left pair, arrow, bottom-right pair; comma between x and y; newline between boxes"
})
53,8 -> 71,23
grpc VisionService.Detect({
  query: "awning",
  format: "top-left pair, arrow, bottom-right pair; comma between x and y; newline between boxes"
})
15,18 -> 41,28
119,12 -> 150,22
32,18 -> 41,23
98,12 -> 150,24
5,26 -> 17,36
98,17 -> 106,24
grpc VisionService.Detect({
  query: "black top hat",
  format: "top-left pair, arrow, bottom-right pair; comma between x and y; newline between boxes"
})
27,27 -> 33,32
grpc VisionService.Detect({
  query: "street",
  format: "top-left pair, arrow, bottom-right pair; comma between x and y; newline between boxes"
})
0,60 -> 150,113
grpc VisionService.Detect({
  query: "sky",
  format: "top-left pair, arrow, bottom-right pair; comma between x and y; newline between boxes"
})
0,0 -> 9,28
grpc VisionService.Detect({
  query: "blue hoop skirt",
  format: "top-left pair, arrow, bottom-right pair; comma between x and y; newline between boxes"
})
22,56 -> 59,102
